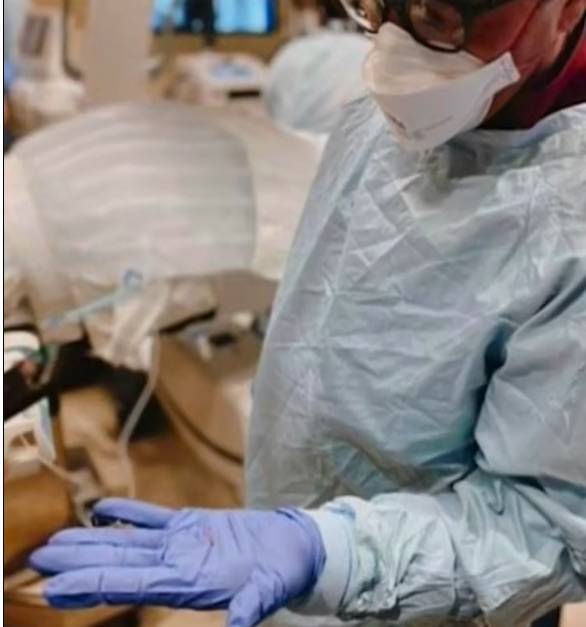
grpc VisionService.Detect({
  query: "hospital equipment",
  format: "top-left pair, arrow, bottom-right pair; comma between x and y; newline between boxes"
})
8,0 -> 85,131
9,0 -> 155,131
153,0 -> 278,35
8,0 -> 294,133
172,51 -> 268,105
162,2 -> 282,106
3,331 -> 77,577
4,331 -> 57,479
153,0 -> 291,62
3,332 -> 112,531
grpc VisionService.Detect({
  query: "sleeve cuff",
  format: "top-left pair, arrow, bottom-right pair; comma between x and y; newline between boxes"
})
289,509 -> 354,616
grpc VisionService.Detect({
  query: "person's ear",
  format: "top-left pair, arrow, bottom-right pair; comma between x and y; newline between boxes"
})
557,0 -> 585,35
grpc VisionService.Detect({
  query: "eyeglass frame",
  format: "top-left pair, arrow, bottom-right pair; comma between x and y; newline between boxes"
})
344,0 -> 522,52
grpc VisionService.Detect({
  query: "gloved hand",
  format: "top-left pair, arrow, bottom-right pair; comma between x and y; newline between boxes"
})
30,499 -> 326,627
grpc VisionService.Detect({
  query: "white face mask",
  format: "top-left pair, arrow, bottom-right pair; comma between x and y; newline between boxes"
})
363,23 -> 521,151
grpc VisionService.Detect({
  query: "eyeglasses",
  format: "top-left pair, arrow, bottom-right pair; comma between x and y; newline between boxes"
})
340,0 -> 518,52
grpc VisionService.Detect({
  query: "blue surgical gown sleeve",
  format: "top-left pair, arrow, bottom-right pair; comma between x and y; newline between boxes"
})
300,280 -> 586,626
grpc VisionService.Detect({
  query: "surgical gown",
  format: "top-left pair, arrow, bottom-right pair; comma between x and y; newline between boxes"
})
246,98 -> 586,627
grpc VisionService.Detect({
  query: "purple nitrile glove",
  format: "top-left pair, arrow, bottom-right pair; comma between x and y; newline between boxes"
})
30,498 -> 326,627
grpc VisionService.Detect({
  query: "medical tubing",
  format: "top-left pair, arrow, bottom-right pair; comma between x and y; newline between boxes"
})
117,336 -> 161,499
19,437 -> 92,526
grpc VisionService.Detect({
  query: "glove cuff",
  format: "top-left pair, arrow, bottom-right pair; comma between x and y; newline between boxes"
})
287,509 -> 354,616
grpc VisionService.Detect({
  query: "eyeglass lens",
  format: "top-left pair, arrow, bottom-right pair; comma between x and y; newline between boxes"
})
341,0 -> 466,50
408,0 -> 465,50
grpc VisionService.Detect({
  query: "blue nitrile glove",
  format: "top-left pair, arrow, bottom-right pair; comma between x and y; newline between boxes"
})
30,499 -> 326,627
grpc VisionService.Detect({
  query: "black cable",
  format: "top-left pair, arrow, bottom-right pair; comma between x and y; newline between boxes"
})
532,609 -> 561,627
158,309 -> 217,335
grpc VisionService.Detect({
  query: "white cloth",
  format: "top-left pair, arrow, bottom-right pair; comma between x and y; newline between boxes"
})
4,101 -> 322,367
264,32 -> 370,136
4,102 -> 255,363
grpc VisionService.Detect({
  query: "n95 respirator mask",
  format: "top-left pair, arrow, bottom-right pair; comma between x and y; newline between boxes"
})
363,23 -> 521,151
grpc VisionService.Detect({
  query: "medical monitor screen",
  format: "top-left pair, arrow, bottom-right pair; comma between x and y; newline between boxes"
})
152,0 -> 278,36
